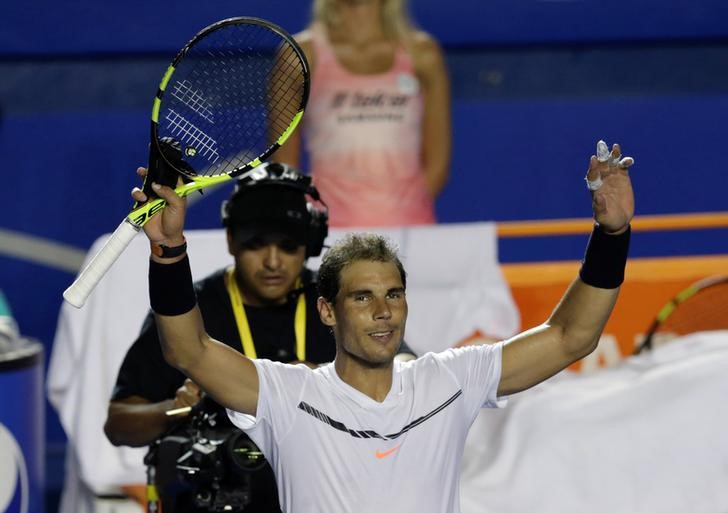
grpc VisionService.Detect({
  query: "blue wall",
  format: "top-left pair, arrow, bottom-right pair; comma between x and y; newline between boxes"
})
1,1 -> 727,510
3,0 -> 728,55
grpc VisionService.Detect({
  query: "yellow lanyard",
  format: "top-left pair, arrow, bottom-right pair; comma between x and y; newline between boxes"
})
225,267 -> 307,361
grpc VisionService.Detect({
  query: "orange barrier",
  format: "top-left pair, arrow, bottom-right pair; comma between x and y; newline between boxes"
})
497,211 -> 728,237
498,212 -> 728,370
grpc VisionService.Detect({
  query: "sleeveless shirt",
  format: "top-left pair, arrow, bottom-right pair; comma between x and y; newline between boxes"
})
303,24 -> 435,227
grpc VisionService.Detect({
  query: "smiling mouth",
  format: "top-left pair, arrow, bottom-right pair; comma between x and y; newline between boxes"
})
368,330 -> 395,343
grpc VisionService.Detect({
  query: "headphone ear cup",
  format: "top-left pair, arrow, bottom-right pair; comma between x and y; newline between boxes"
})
306,205 -> 329,258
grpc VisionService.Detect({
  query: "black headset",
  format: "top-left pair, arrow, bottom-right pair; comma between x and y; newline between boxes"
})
220,162 -> 329,257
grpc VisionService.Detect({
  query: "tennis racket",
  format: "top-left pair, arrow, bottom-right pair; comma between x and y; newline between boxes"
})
634,275 -> 728,354
63,17 -> 310,308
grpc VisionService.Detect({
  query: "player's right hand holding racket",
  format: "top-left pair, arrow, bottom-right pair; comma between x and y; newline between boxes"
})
130,166 -> 188,261
63,17 -> 310,307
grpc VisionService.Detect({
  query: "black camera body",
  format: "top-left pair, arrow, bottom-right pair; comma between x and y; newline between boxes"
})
147,398 -> 266,513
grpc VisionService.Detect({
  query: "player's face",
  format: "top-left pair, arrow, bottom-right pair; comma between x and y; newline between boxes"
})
319,260 -> 407,367
229,233 -> 306,306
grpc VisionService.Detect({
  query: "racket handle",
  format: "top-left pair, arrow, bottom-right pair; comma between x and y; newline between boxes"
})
63,219 -> 141,308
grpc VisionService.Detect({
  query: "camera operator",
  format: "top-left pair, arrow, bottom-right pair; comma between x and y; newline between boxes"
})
105,162 -> 415,512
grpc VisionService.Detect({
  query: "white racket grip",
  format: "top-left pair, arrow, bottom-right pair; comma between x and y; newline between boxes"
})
63,219 -> 141,308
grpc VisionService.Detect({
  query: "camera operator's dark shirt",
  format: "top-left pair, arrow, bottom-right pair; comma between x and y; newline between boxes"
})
113,267 -> 336,402
112,267 -> 336,513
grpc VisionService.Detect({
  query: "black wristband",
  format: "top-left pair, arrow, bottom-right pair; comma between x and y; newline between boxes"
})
579,224 -> 631,289
151,238 -> 187,259
149,255 -> 197,315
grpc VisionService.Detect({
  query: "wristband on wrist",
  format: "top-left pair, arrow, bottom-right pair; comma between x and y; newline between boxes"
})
579,224 -> 631,289
151,238 -> 187,259
149,254 -> 197,315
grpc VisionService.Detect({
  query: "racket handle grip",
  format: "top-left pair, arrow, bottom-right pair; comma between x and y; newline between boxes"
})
63,219 -> 141,308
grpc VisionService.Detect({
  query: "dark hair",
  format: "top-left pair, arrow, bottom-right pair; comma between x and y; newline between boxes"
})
220,162 -> 329,257
317,234 -> 406,303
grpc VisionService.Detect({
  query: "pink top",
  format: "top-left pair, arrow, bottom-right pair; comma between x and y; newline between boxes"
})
302,25 -> 435,228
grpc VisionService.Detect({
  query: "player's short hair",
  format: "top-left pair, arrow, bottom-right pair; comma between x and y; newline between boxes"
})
317,234 -> 406,304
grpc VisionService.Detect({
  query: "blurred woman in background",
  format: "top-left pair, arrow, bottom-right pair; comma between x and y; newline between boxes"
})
276,0 -> 451,228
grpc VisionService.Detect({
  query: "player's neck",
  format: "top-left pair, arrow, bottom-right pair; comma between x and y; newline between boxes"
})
334,356 -> 394,402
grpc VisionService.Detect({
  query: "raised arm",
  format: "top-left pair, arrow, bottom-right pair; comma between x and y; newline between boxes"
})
498,142 -> 635,396
135,169 -> 259,415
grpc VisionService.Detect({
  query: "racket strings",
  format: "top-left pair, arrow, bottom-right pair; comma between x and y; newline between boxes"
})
651,282 -> 728,339
267,45 -> 307,137
157,22 -> 307,178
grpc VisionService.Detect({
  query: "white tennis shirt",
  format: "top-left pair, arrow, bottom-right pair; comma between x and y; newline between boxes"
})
228,343 -> 505,513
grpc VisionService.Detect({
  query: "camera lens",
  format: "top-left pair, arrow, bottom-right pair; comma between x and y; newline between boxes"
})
225,431 -> 267,473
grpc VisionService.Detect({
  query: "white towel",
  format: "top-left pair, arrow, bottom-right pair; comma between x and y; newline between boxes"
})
461,330 -> 728,513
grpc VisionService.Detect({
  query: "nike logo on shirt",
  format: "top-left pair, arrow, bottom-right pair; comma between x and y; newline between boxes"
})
375,445 -> 401,459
